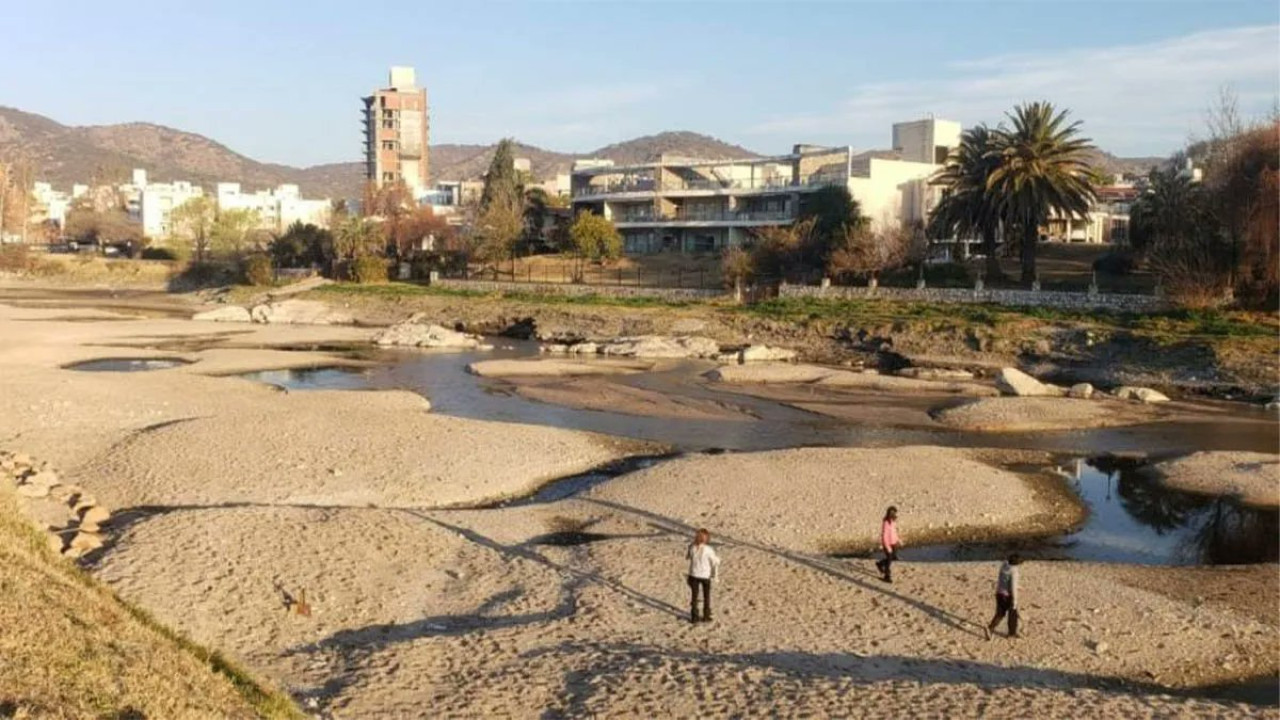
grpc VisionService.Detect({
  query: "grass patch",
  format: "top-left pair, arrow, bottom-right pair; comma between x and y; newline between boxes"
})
0,477 -> 302,718
313,281 -> 701,310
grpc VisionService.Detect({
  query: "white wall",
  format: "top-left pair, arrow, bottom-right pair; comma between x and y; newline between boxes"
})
141,182 -> 203,238
846,158 -> 940,233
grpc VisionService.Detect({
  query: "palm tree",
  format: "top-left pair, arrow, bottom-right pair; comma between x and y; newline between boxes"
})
929,124 -> 1005,280
987,102 -> 1098,284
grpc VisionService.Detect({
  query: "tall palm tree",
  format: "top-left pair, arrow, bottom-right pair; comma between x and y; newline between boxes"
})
987,102 -> 1098,284
929,124 -> 1005,280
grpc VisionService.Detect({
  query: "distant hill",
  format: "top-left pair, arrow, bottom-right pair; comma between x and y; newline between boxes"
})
0,106 -> 1164,200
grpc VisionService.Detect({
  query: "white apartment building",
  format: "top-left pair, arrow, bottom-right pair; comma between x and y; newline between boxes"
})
570,119 -> 957,254
216,183 -> 331,232
140,179 -> 204,238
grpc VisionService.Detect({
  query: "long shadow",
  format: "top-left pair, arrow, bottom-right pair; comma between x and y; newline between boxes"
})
579,497 -> 987,638
526,642 -> 1276,711
403,510 -> 686,620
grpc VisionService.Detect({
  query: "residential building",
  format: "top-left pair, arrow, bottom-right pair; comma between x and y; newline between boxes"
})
30,182 -> 75,229
570,120 -> 957,254
1044,185 -> 1140,244
216,183 -> 331,231
892,117 -> 962,164
140,179 -> 203,238
362,66 -> 430,196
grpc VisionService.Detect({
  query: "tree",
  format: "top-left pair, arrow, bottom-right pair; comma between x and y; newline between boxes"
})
64,205 -> 143,247
332,216 -> 386,261
270,221 -> 334,269
0,157 -> 35,241
472,198 -> 524,264
568,211 -> 622,262
987,102 -> 1097,283
523,187 -> 551,252
929,125 -> 1006,280
210,208 -> 263,260
796,185 -> 866,270
746,218 -> 816,281
169,196 -> 216,262
480,139 -> 522,213
826,223 -> 912,283
388,206 -> 454,257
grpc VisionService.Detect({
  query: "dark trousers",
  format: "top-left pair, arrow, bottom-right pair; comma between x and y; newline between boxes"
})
990,593 -> 1019,636
876,548 -> 898,580
687,576 -> 711,620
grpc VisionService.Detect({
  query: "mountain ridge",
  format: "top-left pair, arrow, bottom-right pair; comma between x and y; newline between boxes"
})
0,106 -> 1164,200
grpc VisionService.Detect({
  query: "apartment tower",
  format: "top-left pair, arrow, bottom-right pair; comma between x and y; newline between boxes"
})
362,66 -> 429,195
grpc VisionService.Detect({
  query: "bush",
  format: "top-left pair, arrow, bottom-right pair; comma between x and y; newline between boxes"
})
1093,252 -> 1138,275
170,262 -> 236,291
0,244 -> 32,273
351,256 -> 388,284
140,247 -> 180,261
242,254 -> 274,286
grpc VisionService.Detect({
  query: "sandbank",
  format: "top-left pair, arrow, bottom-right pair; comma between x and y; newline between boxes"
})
1148,451 -> 1280,508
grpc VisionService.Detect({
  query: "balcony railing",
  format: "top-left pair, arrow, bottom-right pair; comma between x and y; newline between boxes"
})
613,210 -> 794,224
574,175 -> 841,199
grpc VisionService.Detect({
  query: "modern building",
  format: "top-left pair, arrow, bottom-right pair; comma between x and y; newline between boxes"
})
1044,184 -> 1140,244
216,183 -> 331,231
362,66 -> 430,196
570,119 -> 957,254
891,117 -> 962,165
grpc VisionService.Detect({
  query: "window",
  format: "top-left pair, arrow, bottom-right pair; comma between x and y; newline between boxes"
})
382,140 -> 397,151
382,120 -> 396,129
382,172 -> 397,182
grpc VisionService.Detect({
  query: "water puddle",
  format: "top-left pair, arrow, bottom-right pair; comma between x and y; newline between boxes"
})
903,456 -> 1279,566
67,358 -> 191,372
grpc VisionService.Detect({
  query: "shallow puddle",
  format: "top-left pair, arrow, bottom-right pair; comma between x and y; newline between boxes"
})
66,358 -> 190,372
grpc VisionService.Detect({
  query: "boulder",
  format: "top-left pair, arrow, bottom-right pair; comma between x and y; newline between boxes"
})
597,335 -> 721,359
24,470 -> 60,489
46,533 -> 66,555
995,368 -> 1061,397
1114,386 -> 1170,404
72,496 -> 98,515
15,483 -> 50,499
192,305 -> 252,323
739,345 -> 798,363
568,342 -> 600,355
80,506 -> 111,527
250,299 -> 354,325
375,322 -> 492,350
67,531 -> 103,555
897,367 -> 975,381
1068,383 -> 1095,400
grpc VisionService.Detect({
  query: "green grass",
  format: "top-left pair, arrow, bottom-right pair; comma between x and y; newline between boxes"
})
312,281 -> 701,309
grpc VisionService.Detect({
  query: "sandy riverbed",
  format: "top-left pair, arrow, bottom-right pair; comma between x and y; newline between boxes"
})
1149,451 -> 1280,508
0,295 -> 1276,718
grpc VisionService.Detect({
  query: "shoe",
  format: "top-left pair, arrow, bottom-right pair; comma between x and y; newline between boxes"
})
690,613 -> 699,624
984,627 -> 992,641
702,614 -> 713,623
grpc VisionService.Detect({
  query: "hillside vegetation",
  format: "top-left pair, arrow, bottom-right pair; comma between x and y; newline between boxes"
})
0,476 -> 299,719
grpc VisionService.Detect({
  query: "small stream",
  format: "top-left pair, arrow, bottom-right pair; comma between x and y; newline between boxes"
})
238,343 -> 1279,567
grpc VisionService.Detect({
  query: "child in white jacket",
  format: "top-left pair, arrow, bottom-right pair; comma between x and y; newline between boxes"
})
686,528 -> 721,624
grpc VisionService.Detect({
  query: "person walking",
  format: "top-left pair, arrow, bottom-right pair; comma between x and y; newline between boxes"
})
686,528 -> 721,624
985,554 -> 1023,640
875,506 -> 901,583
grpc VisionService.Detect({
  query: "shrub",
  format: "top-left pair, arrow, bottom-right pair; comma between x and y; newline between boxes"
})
0,244 -> 32,273
242,254 -> 274,286
170,262 -> 236,291
1093,252 -> 1137,275
351,255 -> 388,284
141,247 -> 180,261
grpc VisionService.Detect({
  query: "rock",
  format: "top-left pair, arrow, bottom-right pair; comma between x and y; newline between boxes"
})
597,335 -> 721,359
1114,386 -> 1170,404
1089,640 -> 1110,654
994,368 -> 1061,397
24,470 -> 59,489
1068,383 -> 1095,400
72,496 -> 98,515
500,317 -> 537,340
739,345 -> 798,363
249,299 -> 353,325
80,506 -> 111,527
567,342 -> 599,355
46,533 -> 66,554
1266,399 -> 1280,412
192,305 -> 252,323
375,322 -> 491,350
16,483 -> 50,498
67,531 -> 103,555
469,359 -> 650,378
540,344 -> 570,354
897,367 -> 975,381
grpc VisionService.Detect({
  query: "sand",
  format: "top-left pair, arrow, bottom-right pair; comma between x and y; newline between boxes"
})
469,357 -> 653,377
708,362 -> 999,396
933,397 -> 1167,432
579,446 -> 1080,554
1,294 -> 1277,718
1149,452 -> 1280,508
513,376 -> 756,421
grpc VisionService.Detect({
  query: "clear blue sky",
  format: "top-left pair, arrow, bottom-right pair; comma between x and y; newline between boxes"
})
2,1 -> 1276,167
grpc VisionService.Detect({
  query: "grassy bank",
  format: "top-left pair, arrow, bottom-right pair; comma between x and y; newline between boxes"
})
0,482 -> 301,719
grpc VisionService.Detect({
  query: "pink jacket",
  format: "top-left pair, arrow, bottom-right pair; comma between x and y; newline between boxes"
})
881,519 -> 900,550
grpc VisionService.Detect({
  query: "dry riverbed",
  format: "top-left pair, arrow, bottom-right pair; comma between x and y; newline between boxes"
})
0,293 -> 1276,718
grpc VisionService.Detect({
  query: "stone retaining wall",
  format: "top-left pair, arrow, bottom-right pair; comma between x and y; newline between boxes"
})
779,284 -> 1168,312
434,278 -> 726,301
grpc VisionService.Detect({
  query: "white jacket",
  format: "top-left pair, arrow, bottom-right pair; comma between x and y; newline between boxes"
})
687,543 -> 721,580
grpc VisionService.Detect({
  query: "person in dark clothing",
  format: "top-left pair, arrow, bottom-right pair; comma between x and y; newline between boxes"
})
986,553 -> 1023,640
686,528 -> 721,624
